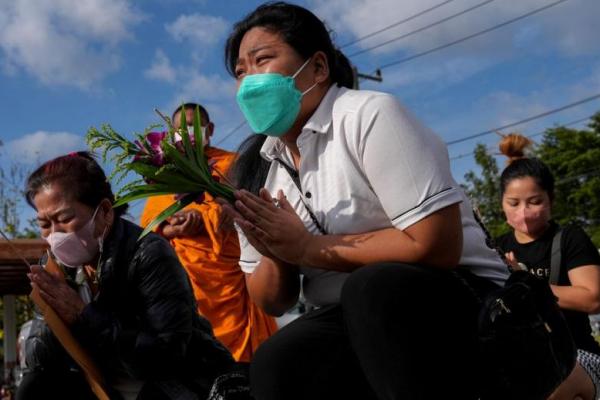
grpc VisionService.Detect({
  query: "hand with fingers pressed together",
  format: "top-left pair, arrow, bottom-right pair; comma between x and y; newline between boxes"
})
161,209 -> 205,239
230,188 -> 313,266
28,264 -> 85,325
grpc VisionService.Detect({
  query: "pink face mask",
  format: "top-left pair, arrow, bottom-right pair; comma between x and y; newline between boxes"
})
505,206 -> 550,236
43,206 -> 103,268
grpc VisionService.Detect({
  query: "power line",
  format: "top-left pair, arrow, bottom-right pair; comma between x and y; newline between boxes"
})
378,0 -> 570,70
446,92 -> 600,146
214,120 -> 247,147
340,0 -> 455,49
348,0 -> 494,58
450,116 -> 592,161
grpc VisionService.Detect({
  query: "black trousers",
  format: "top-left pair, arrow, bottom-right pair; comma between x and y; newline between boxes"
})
16,369 -> 96,400
250,262 -> 498,400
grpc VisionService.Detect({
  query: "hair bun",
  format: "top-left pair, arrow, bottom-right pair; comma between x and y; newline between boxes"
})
498,133 -> 533,164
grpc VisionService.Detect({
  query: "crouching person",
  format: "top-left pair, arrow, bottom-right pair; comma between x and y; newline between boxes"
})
16,152 -> 236,400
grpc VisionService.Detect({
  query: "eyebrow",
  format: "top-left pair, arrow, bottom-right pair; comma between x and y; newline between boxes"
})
236,44 -> 276,66
37,207 -> 72,220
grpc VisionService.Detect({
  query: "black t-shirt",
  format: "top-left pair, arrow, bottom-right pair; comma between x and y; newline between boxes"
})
496,222 -> 600,354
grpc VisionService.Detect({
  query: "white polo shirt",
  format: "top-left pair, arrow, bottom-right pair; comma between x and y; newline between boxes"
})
238,85 -> 508,306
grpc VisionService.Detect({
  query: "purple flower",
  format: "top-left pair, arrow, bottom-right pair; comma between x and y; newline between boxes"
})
145,131 -> 167,166
146,131 -> 167,149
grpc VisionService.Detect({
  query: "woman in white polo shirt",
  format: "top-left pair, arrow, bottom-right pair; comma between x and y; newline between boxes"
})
223,3 -> 508,399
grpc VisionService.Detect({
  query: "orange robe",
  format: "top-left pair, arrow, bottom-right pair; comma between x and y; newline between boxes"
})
140,147 -> 277,362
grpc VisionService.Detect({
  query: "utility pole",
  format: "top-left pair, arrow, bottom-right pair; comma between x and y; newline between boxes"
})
352,67 -> 383,89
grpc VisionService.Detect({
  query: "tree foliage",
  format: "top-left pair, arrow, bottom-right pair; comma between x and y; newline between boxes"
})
0,160 -> 37,239
0,150 -> 38,367
462,143 -> 510,239
538,113 -> 600,245
463,112 -> 600,246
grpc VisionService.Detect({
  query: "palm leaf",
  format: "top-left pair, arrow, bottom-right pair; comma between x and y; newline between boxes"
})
138,194 -> 196,239
192,106 -> 209,174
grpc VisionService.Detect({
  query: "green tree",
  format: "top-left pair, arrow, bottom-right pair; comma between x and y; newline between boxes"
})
537,113 -> 600,245
0,162 -> 37,239
462,143 -> 510,238
0,150 -> 38,370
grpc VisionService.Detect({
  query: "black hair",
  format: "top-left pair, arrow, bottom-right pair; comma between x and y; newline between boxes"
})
172,102 -> 210,124
225,2 -> 354,193
500,158 -> 555,201
25,151 -> 129,217
498,134 -> 554,200
225,1 -> 354,89
228,134 -> 271,195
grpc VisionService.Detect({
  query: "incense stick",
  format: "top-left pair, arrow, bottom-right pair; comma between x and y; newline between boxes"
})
0,227 -> 32,268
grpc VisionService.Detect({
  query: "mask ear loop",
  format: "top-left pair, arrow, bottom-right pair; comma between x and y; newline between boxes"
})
291,58 -> 312,79
92,224 -> 109,285
301,82 -> 318,96
291,58 -> 319,96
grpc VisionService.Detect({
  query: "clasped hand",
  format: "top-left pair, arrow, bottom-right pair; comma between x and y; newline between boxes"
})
221,188 -> 314,265
28,265 -> 85,325
162,209 -> 204,239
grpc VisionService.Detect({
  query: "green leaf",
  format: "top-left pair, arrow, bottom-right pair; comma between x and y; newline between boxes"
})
114,190 -> 175,207
193,106 -> 208,174
139,194 -> 196,239
161,142 -> 205,182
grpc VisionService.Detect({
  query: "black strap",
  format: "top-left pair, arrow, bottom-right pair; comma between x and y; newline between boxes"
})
274,158 -> 326,235
549,228 -> 563,285
471,207 -> 512,271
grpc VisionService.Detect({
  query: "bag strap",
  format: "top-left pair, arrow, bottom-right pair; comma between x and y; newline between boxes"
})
273,158 -> 327,235
549,228 -> 563,285
471,207 -> 511,271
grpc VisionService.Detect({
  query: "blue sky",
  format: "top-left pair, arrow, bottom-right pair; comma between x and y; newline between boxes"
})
1,0 -> 600,224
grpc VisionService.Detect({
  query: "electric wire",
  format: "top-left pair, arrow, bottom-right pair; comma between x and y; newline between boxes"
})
340,0 -> 455,48
348,0 -> 494,58
376,0 -> 570,70
446,92 -> 600,146
450,116 -> 592,161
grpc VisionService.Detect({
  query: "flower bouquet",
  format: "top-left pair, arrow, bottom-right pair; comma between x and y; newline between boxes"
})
86,106 -> 235,238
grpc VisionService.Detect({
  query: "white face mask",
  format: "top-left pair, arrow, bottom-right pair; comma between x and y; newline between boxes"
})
43,206 -> 103,268
189,125 -> 209,147
174,126 -> 209,147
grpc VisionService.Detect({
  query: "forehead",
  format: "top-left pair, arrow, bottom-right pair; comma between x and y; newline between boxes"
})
504,176 -> 545,195
238,27 -> 289,57
33,184 -> 75,214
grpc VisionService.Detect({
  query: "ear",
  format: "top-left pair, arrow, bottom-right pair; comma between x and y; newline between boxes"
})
96,198 -> 114,237
312,51 -> 330,84
206,122 -> 215,138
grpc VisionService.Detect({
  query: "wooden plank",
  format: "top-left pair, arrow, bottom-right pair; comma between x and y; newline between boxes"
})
30,251 -> 111,400
0,239 -> 47,265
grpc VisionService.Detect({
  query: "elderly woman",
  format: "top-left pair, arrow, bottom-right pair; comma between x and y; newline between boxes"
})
17,152 -> 235,400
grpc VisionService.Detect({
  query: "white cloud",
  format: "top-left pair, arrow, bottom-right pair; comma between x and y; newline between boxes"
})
314,0 -> 600,55
177,69 -> 236,101
144,49 -> 177,83
4,131 -> 86,164
311,0 -> 600,86
165,14 -> 228,45
0,0 -> 142,88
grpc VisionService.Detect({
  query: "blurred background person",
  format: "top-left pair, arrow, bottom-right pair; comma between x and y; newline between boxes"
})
495,133 -> 600,400
141,103 -> 277,363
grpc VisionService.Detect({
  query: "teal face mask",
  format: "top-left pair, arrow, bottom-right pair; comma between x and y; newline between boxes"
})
236,58 -> 317,137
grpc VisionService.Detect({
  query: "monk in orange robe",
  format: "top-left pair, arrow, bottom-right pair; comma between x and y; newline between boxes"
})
141,103 -> 277,362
